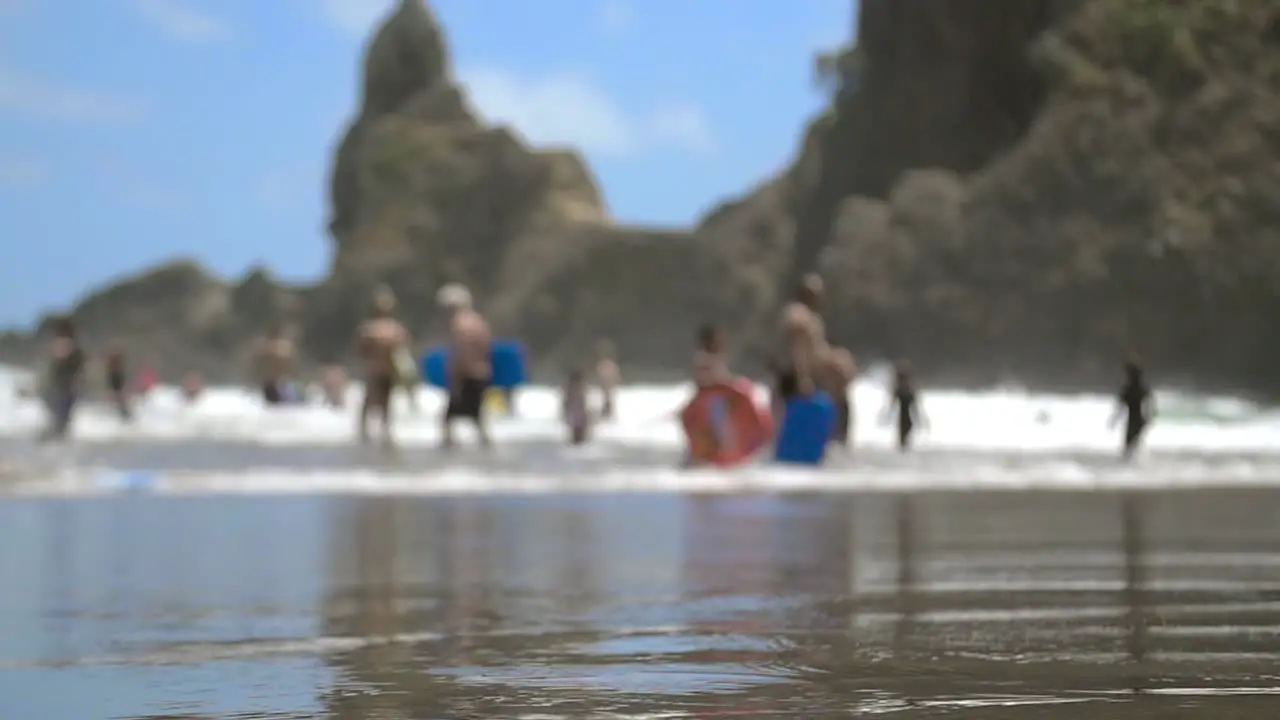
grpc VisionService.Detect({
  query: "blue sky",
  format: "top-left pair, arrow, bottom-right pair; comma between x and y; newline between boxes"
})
0,0 -> 853,327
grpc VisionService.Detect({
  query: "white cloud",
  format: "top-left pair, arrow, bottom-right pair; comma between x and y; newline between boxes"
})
0,64 -> 141,123
129,0 -> 231,43
459,66 -> 713,158
597,0 -> 633,33
648,102 -> 715,155
0,156 -> 46,188
320,0 -> 394,36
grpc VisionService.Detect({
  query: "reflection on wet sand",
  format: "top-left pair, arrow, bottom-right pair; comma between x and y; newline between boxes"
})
1,490 -> 1279,718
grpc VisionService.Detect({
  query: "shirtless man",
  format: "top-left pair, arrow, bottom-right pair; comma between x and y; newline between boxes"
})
357,287 -> 409,447
772,273 -> 829,420
254,325 -> 296,406
595,339 -> 620,421
437,283 -> 493,449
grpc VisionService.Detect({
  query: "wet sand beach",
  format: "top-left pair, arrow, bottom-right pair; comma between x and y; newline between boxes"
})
1,488 -> 1277,718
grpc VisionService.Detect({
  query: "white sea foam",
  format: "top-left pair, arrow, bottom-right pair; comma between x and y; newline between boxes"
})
2,364 -> 1278,497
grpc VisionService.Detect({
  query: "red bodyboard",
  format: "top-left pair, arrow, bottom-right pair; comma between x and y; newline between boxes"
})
680,378 -> 773,467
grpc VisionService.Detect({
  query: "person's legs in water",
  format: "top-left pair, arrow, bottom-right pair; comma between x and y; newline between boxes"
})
373,374 -> 394,447
262,380 -> 283,406
467,377 -> 492,447
831,394 -> 851,448
442,376 -> 490,448
1123,412 -> 1147,460
444,378 -> 470,448
896,411 -> 914,452
41,388 -> 77,442
771,369 -> 800,429
358,380 -> 373,444
107,370 -> 132,421
358,373 -> 393,445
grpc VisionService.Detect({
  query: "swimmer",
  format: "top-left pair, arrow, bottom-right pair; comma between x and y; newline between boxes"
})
437,283 -> 493,449
39,317 -> 85,442
772,273 -> 828,423
357,286 -> 409,448
562,368 -> 591,445
1109,359 -> 1154,460
880,361 -> 926,452
595,339 -> 620,421
254,324 -> 297,407
103,341 -> 133,422
819,347 -> 856,448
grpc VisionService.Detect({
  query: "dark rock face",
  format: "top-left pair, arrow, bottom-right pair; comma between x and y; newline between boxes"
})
5,0 -> 1279,400
314,0 -> 613,367
816,0 -> 1280,397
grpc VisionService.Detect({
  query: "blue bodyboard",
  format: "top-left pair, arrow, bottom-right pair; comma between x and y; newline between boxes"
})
774,392 -> 835,465
420,340 -> 527,389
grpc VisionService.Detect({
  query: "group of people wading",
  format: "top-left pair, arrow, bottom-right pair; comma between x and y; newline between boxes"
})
691,273 -> 925,457
29,273 -> 1155,459
691,272 -> 1154,460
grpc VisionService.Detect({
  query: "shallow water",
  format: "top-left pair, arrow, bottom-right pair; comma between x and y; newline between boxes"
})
2,489 -> 1278,718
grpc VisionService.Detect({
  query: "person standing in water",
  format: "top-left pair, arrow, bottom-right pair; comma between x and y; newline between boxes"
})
1109,359 -> 1155,460
437,283 -> 493,449
772,274 -> 828,422
881,362 -> 926,452
357,287 -> 410,448
683,323 -> 733,468
819,347 -> 857,449
562,369 -> 591,445
595,339 -> 620,421
103,341 -> 133,422
40,317 -> 85,442
254,324 -> 296,406
693,323 -> 731,388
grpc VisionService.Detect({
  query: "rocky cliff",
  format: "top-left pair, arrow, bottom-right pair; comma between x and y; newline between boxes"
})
5,0 -> 1279,399
816,0 -> 1280,396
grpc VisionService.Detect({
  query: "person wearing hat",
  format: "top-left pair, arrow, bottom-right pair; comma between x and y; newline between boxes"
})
436,282 -> 493,448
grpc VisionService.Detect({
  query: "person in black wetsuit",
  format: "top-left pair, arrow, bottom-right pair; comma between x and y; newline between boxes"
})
40,317 -> 86,442
1109,359 -> 1154,460
103,342 -> 133,422
881,362 -> 926,452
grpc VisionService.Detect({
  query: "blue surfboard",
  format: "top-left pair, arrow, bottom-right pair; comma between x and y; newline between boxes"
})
420,340 -> 527,389
774,392 -> 835,465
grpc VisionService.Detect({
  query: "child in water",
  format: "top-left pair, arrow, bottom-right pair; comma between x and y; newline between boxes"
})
693,323 -> 730,388
881,361 -> 926,452
562,369 -> 591,445
1109,359 -> 1154,460
683,324 -> 733,467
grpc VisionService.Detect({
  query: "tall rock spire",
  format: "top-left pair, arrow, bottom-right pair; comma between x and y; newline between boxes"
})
360,0 -> 449,117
